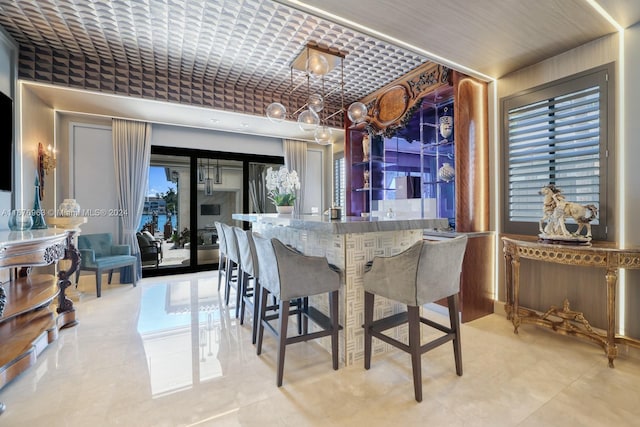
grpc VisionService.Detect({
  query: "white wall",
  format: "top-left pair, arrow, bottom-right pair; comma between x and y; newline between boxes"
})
623,22 -> 640,337
624,23 -> 640,247
69,123 -> 119,237
152,123 -> 284,157
20,85 -> 55,212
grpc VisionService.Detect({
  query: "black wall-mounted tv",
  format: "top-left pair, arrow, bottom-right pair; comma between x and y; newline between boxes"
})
200,204 -> 221,216
0,90 -> 13,193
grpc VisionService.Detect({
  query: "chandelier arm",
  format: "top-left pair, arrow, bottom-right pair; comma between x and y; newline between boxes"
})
341,55 -> 344,112
291,103 -> 310,116
324,108 -> 345,121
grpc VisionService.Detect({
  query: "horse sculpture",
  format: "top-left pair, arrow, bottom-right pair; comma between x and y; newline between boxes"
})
538,184 -> 598,238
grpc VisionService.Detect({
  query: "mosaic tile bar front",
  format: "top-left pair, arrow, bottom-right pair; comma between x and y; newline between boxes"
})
251,222 -> 426,366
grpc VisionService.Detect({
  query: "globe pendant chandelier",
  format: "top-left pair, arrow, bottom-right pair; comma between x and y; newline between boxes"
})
266,44 -> 367,145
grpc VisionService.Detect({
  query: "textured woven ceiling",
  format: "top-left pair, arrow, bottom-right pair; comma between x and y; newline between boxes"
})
0,0 -> 429,127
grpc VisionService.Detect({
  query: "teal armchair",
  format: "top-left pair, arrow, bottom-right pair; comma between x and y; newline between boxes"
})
75,233 -> 137,297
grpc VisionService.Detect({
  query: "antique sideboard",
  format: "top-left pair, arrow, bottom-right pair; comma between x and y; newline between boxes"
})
502,236 -> 640,367
0,228 -> 80,392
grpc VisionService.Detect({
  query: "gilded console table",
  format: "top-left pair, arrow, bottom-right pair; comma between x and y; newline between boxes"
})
502,236 -> 640,367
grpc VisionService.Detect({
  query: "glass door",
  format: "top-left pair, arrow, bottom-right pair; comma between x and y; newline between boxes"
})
141,153 -> 192,270
142,146 -> 284,277
247,162 -> 282,214
196,157 -> 244,266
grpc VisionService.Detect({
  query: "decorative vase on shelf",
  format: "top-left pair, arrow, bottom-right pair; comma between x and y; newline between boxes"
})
438,162 -> 455,182
8,210 -> 33,231
362,134 -> 370,162
59,198 -> 80,217
275,205 -> 294,215
439,107 -> 453,141
31,173 -> 48,229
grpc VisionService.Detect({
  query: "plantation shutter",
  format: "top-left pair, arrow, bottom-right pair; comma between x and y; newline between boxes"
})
502,65 -> 612,239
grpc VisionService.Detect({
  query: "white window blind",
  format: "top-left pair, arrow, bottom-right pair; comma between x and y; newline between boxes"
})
502,65 -> 612,239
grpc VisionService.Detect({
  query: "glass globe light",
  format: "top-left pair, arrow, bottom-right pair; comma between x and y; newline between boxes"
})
347,102 -> 368,124
297,108 -> 320,131
306,53 -> 329,76
266,102 -> 287,123
314,125 -> 333,145
308,94 -> 324,112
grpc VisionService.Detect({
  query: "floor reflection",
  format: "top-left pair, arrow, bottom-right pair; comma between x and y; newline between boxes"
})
137,276 -> 232,397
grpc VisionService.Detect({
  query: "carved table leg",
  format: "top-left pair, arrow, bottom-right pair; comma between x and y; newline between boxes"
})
605,267 -> 618,368
504,248 -> 514,320
511,255 -> 521,333
56,235 -> 81,329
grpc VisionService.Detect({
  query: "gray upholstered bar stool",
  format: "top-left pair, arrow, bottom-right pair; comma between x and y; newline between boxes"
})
213,221 -> 228,292
233,226 -> 260,344
253,235 -> 341,387
220,223 -> 241,318
363,235 -> 468,402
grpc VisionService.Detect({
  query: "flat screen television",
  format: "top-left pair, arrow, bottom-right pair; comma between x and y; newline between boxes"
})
0,90 -> 13,193
200,204 -> 220,216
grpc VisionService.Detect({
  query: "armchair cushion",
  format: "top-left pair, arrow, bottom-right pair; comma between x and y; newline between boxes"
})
77,233 -> 138,296
78,233 -> 136,271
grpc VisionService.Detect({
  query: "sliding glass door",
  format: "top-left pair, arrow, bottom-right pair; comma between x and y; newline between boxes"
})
195,157 -> 243,266
142,146 -> 283,277
141,153 -> 192,271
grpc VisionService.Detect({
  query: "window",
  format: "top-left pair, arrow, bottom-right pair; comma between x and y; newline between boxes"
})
502,64 -> 614,240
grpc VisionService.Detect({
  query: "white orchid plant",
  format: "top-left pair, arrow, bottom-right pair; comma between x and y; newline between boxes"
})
265,167 -> 300,206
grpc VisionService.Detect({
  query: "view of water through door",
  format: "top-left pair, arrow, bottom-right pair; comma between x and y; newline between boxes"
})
140,148 -> 284,277
140,153 -> 191,270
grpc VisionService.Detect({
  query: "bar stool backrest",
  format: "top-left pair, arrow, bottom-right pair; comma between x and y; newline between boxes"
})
252,234 -> 280,298
364,235 -> 468,306
233,227 -> 258,278
221,223 -> 240,264
253,235 -> 340,301
214,222 -> 227,255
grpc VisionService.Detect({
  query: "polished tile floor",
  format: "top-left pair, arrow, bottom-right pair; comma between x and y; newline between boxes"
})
2,271 -> 640,426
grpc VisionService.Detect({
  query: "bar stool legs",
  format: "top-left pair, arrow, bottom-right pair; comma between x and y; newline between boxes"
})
256,286 -> 340,387
363,291 -> 463,402
362,236 -> 467,402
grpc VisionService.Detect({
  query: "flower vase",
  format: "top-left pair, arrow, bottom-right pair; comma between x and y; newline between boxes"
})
275,205 -> 294,215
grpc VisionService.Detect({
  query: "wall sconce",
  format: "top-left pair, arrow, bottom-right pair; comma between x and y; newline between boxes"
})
37,142 -> 56,201
38,142 -> 56,175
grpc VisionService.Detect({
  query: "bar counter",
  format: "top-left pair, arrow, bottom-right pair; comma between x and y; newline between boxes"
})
233,213 -> 449,365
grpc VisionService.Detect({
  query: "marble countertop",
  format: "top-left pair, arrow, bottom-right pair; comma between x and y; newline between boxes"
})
423,230 -> 495,239
232,213 -> 449,234
0,228 -> 69,245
